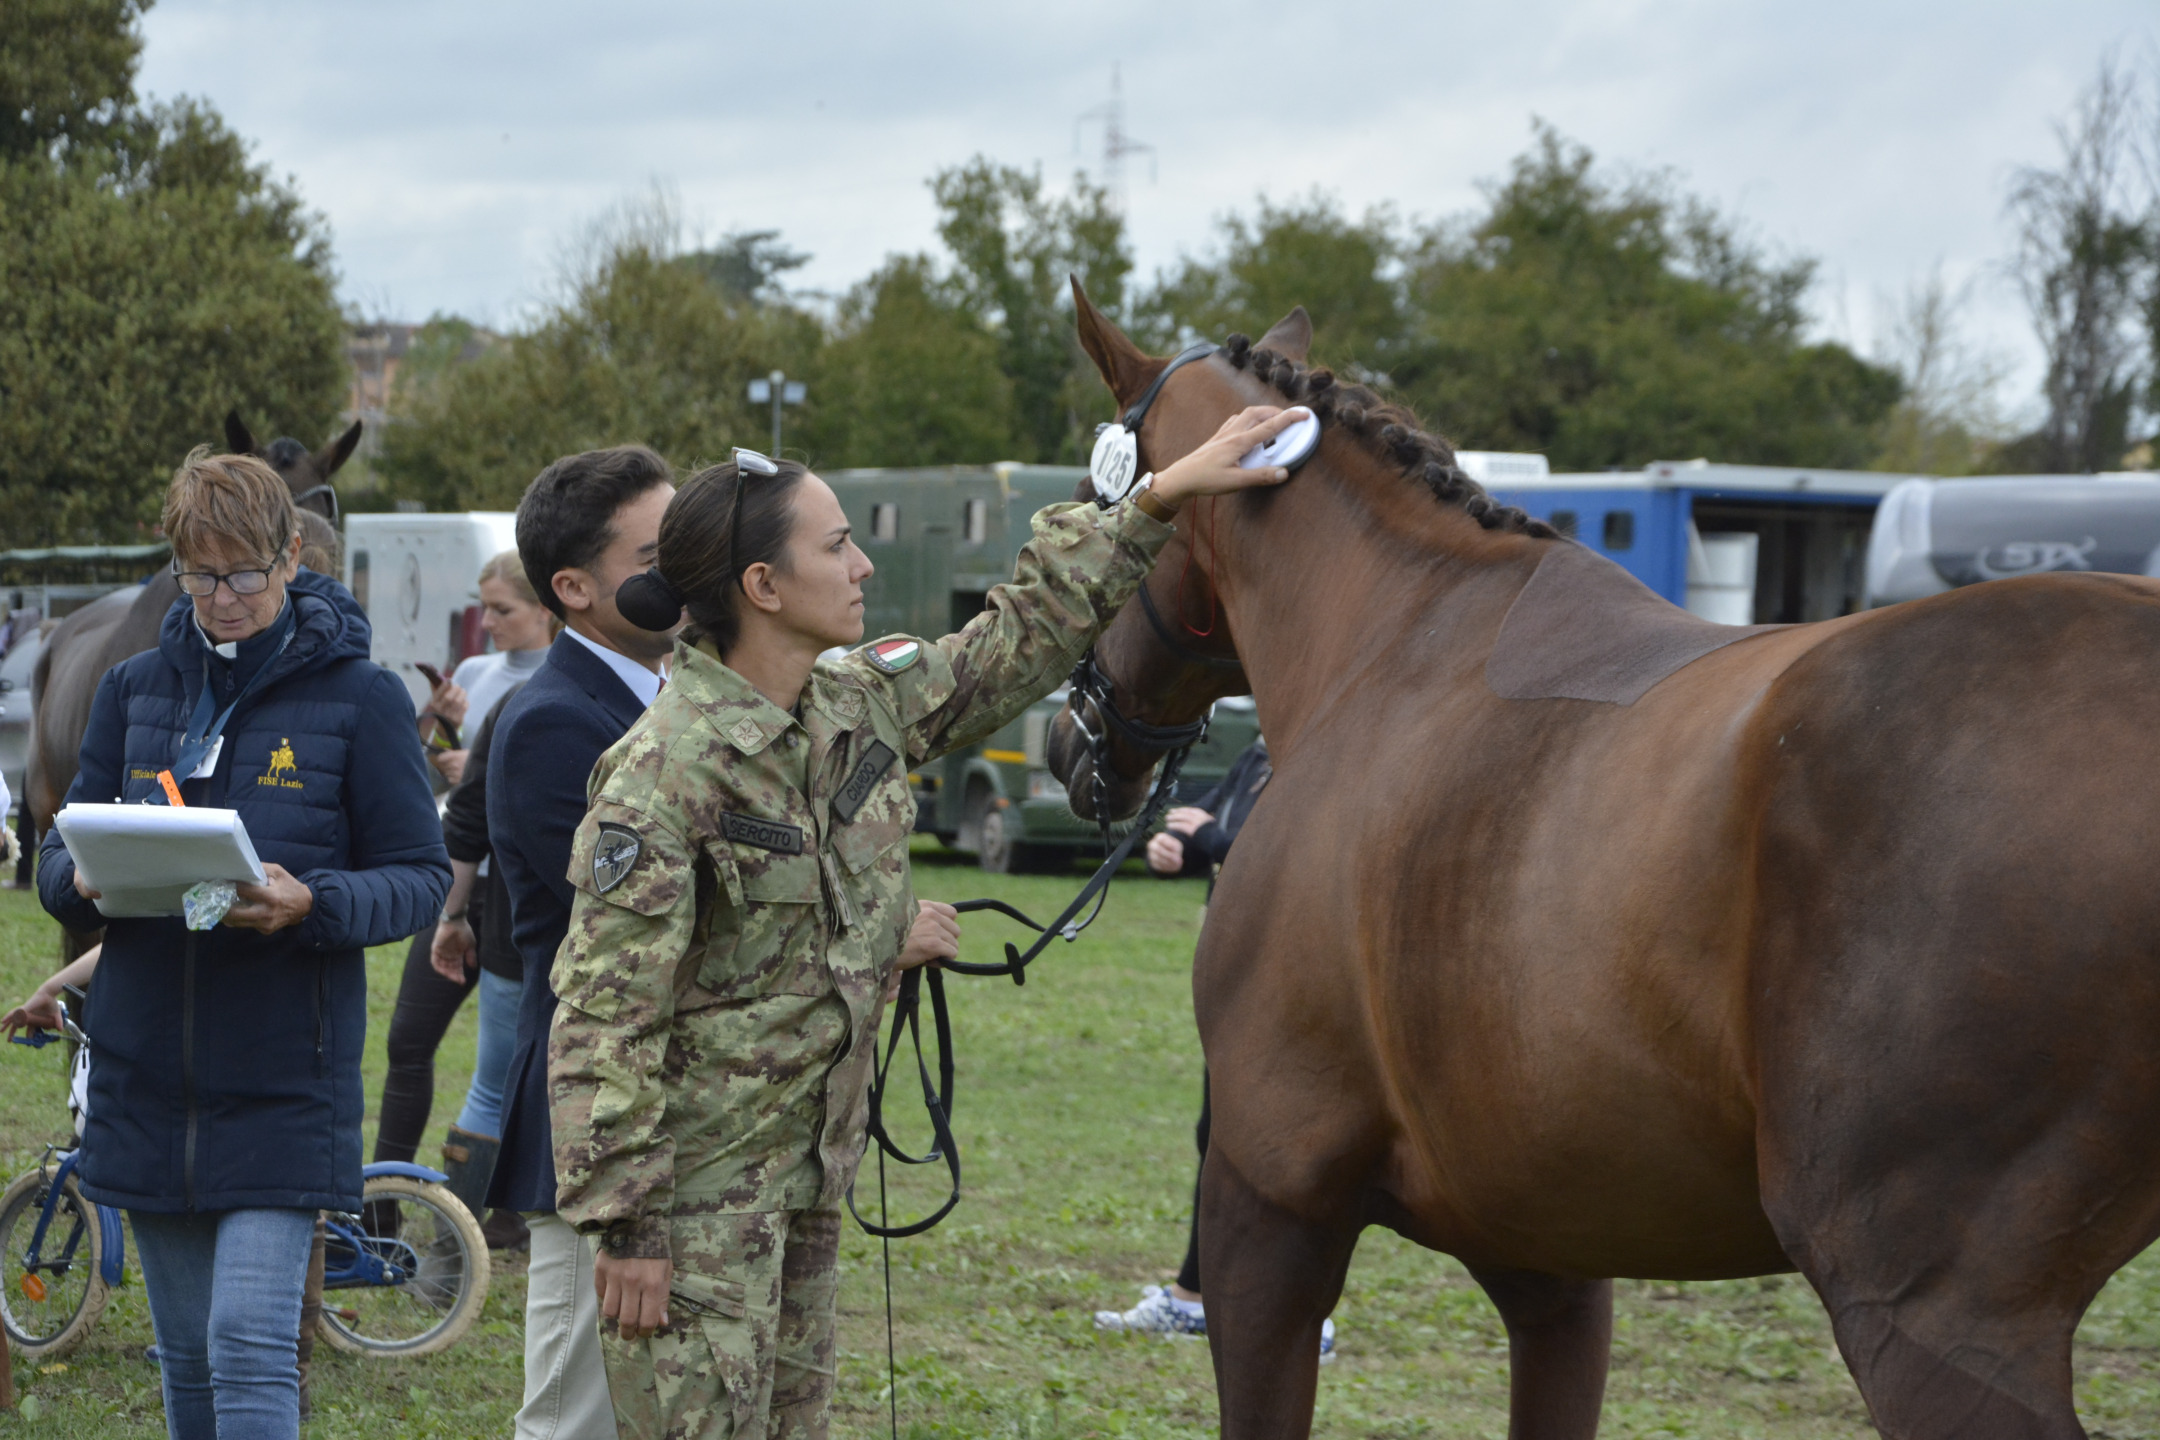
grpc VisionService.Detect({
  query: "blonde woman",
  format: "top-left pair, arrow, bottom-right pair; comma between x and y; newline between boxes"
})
374,550 -> 554,1248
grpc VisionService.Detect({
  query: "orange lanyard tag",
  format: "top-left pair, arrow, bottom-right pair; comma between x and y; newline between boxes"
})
155,770 -> 186,807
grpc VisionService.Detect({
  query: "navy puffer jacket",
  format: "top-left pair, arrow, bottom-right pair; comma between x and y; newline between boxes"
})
38,570 -> 449,1213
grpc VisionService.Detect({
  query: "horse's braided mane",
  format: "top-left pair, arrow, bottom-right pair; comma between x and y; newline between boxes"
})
1221,333 -> 1557,540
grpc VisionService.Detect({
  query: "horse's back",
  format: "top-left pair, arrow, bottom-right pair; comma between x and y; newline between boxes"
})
1748,573 -> 2160,1289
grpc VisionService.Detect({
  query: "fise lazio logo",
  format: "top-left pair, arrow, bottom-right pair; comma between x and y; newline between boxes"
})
259,738 -> 304,788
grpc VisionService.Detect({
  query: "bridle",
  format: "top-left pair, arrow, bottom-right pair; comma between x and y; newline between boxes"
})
851,338 -> 1252,1244
288,482 -> 340,524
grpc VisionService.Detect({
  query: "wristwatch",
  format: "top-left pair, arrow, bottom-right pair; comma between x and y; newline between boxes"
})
1133,474 -> 1181,524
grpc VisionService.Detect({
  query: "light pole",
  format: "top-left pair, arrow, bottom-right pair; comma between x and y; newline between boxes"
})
746,370 -> 806,456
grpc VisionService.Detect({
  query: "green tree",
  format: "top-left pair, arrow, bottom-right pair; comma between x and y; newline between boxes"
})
0,1 -> 347,544
1139,195 -> 1404,378
378,220 -> 821,509
1396,125 -> 1900,469
807,256 -> 1015,468
930,159 -> 1131,463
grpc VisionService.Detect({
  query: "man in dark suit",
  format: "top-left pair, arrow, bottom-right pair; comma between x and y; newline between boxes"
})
487,445 -> 680,1440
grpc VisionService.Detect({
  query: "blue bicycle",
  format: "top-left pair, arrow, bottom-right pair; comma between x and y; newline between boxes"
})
2,1001 -> 490,1359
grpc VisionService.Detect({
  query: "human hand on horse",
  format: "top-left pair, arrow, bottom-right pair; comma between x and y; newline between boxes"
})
1146,406 -> 1310,510
222,863 -> 315,933
595,1252 -> 670,1341
430,916 -> 477,983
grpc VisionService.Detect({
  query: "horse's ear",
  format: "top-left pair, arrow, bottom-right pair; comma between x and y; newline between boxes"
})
1257,307 -> 1312,363
315,420 -> 363,478
1071,276 -> 1154,406
224,410 -> 256,455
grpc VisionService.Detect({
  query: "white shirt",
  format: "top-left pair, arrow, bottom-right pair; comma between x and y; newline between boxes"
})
565,627 -> 665,710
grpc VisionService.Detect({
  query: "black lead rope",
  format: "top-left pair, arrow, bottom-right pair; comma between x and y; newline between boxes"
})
851,651 -> 1204,1436
844,741 -> 1193,1240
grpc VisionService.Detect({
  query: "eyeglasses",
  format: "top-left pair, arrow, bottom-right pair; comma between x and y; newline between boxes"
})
172,562 -> 276,597
729,447 -> 783,586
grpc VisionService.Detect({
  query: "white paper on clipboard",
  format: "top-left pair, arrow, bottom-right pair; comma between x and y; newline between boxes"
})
52,804 -> 267,919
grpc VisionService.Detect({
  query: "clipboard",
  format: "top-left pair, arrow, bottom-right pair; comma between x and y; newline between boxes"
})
52,804 -> 267,919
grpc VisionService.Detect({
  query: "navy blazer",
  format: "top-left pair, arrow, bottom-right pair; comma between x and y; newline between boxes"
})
485,632 -> 647,1212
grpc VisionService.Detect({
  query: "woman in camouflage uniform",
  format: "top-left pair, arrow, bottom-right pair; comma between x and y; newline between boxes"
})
546,406 -> 1302,1439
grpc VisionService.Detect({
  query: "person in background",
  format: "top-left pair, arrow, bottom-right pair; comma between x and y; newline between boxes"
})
37,447 -> 448,1440
418,551 -> 552,784
371,551 -> 553,1250
1096,737 -> 1331,1359
489,445 -> 682,1440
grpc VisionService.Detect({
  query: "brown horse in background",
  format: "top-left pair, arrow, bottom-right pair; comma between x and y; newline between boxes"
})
26,412 -> 357,950
1049,283 -> 2160,1439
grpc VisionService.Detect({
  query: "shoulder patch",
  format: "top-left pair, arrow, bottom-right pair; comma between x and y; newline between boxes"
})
720,811 -> 805,854
592,822 -> 642,894
864,639 -> 921,674
832,740 -> 898,823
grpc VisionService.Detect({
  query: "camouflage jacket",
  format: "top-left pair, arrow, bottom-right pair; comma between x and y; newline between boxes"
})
548,499 -> 1173,1255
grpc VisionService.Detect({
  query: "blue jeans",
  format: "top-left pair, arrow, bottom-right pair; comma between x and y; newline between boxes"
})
130,1207 -> 318,1440
454,969 -> 523,1137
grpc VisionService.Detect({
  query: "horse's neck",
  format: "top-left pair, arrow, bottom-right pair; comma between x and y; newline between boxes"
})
1217,468 -> 1534,755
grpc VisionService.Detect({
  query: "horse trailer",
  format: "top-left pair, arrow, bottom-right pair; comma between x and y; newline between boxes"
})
1865,473 -> 2160,607
341,512 -> 519,715
1488,461 -> 1919,624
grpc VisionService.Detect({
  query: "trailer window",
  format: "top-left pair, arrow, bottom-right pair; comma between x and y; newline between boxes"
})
870,504 -> 899,542
350,551 -> 369,611
1602,511 -> 1635,551
963,498 -> 988,545
1549,510 -> 1579,539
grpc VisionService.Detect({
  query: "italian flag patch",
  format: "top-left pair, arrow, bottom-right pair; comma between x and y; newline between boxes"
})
865,638 -> 922,674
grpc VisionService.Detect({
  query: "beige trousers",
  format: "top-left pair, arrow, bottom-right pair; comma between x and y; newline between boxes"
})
517,1210 -> 620,1440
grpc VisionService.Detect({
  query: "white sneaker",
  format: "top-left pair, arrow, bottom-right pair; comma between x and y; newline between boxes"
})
1320,1316 -> 1337,1363
1094,1284 -> 1206,1336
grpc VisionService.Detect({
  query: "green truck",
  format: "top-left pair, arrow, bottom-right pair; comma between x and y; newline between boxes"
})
824,463 -> 1260,872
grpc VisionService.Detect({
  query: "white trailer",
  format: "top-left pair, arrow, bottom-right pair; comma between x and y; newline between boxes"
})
342,513 -> 519,713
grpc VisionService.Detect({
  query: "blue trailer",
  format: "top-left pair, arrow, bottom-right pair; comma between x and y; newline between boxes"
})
1482,459 -> 1921,624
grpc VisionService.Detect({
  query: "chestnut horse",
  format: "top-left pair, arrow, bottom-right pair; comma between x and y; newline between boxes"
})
1050,284 -> 2160,1440
27,412 -> 356,951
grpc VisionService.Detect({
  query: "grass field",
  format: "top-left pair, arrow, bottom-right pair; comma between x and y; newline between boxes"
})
1,846 -> 2158,1436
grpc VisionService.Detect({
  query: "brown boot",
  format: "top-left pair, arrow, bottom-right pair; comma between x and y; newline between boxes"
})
481,1208 -> 530,1251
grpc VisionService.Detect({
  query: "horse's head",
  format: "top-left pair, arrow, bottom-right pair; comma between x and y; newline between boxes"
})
224,410 -> 361,569
1046,282 -> 1311,822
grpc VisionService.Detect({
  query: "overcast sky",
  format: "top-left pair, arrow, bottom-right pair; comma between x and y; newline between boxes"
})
139,1 -> 2155,420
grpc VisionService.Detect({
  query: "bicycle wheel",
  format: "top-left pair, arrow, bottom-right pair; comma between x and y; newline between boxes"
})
318,1176 -> 490,1358
0,1166 -> 110,1359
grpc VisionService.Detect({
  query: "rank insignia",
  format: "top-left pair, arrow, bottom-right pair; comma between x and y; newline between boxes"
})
730,719 -> 764,751
865,639 -> 921,674
592,822 -> 642,894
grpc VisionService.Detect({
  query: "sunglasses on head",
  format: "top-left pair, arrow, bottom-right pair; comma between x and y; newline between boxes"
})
729,447 -> 782,584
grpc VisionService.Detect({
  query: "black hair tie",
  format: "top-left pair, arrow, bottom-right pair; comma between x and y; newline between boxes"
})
616,565 -> 685,631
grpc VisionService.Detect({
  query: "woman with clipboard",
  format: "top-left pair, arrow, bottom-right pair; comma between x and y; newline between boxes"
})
36,447 -> 449,1440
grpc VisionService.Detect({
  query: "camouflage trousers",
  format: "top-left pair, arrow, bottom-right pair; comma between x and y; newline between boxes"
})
600,1208 -> 841,1440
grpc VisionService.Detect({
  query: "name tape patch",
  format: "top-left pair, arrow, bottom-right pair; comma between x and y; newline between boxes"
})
832,740 -> 898,823
720,812 -> 804,855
